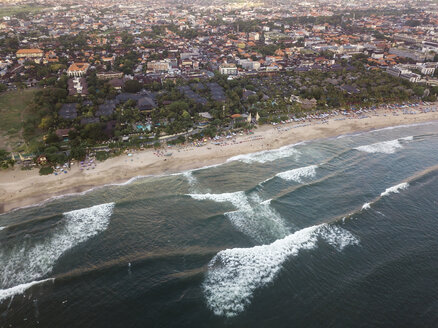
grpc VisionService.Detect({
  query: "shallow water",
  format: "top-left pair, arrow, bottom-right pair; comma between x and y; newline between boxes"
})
1,122 -> 438,327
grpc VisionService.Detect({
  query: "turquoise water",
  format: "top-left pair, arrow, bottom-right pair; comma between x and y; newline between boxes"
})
1,122 -> 438,327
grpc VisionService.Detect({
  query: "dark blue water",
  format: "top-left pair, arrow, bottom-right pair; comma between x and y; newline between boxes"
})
1,122 -> 438,327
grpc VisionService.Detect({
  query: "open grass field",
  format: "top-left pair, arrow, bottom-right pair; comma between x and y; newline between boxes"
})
0,5 -> 48,18
0,88 -> 39,151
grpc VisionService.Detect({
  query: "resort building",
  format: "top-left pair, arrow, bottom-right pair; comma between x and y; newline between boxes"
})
16,49 -> 44,59
67,63 -> 90,77
16,49 -> 44,63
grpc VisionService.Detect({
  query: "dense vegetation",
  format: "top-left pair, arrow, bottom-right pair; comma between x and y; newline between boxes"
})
1,56 -> 437,169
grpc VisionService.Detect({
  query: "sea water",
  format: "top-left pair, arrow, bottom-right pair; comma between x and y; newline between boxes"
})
1,122 -> 438,327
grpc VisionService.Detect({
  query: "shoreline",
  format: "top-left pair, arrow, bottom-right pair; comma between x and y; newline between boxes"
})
1,106 -> 438,215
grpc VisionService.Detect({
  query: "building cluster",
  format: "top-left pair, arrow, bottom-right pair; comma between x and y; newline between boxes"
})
1,0 -> 438,89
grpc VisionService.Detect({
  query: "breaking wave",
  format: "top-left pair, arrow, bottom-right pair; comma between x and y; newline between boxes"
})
203,224 -> 359,317
355,137 -> 412,154
276,165 -> 317,183
188,192 -> 290,243
183,171 -> 197,186
0,226 -> 4,231
227,143 -> 302,164
0,202 -> 115,303
362,203 -> 371,210
380,182 -> 409,197
0,279 -> 54,303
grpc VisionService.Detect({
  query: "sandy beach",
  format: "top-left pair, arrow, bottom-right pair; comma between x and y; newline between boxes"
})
1,105 -> 438,214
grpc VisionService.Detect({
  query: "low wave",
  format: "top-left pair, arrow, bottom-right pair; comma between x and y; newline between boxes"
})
188,192 -> 290,243
355,136 -> 413,154
0,202 -> 115,303
203,223 -> 359,317
227,143 -> 302,164
337,121 -> 436,139
0,279 -> 54,303
276,165 -> 317,183
381,182 -> 409,197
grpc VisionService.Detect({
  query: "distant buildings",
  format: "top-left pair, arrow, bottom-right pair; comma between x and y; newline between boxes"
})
239,59 -> 261,71
389,48 -> 427,62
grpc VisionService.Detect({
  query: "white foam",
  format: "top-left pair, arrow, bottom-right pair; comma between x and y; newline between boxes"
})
0,226 -> 4,231
380,182 -> 409,197
276,165 -> 317,183
182,171 -> 197,189
227,143 -> 302,164
0,279 -> 54,303
362,203 -> 371,210
318,225 -> 359,251
188,191 -> 249,210
188,192 -> 290,243
355,139 -> 403,154
0,203 -> 115,302
203,224 -> 359,317
355,136 -> 413,154
260,199 -> 272,205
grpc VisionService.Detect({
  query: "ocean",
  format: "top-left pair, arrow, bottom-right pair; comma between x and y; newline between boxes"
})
1,122 -> 438,327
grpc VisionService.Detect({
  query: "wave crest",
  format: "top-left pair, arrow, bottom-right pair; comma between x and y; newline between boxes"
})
355,136 -> 413,154
227,144 -> 301,164
0,279 -> 54,303
203,224 -> 358,317
0,202 -> 115,302
276,165 -> 317,183
380,182 -> 409,197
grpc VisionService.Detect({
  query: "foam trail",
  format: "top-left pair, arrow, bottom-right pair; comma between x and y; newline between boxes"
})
337,121 -> 435,139
355,136 -> 413,154
183,171 -> 196,186
362,203 -> 371,210
203,224 -> 359,317
0,279 -> 54,303
227,143 -> 302,164
276,165 -> 317,183
188,192 -> 249,210
0,202 -> 115,302
380,182 -> 409,197
188,192 -> 290,243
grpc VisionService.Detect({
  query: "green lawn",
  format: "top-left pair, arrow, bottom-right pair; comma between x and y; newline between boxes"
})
0,5 -> 48,18
0,88 -> 39,151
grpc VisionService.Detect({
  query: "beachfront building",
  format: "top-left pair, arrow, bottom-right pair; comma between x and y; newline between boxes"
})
67,63 -> 90,77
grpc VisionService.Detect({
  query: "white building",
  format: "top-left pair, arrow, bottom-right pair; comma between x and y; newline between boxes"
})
219,63 -> 238,75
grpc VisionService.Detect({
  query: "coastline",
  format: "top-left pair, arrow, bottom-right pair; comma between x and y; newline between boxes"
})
1,107 -> 438,214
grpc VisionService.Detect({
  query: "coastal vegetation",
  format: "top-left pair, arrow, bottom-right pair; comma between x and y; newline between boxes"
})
0,55 -> 437,170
